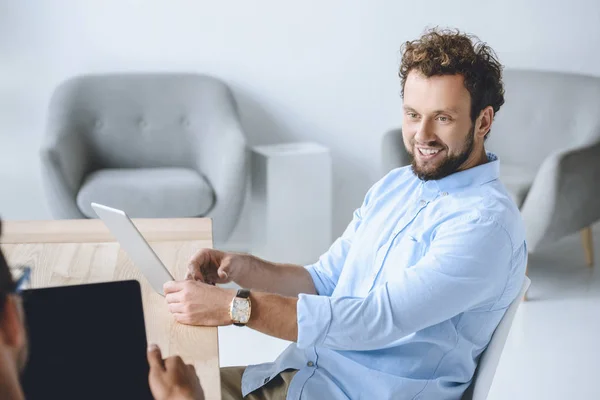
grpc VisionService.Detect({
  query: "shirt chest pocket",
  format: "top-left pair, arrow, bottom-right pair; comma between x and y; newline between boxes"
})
378,233 -> 426,281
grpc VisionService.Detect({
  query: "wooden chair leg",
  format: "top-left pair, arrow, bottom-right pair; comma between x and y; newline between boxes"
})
581,226 -> 594,267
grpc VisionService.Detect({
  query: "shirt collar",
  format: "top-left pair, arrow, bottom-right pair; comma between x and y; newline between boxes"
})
416,152 -> 500,194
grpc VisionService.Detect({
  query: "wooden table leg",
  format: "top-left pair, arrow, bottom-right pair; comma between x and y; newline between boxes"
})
581,226 -> 594,267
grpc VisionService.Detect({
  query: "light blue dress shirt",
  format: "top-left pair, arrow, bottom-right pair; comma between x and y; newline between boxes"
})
242,153 -> 527,399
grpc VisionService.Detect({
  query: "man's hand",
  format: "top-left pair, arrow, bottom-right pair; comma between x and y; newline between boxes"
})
164,280 -> 236,326
186,247 -> 317,298
186,248 -> 240,285
147,344 -> 204,400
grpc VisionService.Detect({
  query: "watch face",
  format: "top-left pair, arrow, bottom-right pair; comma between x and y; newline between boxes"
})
231,298 -> 251,324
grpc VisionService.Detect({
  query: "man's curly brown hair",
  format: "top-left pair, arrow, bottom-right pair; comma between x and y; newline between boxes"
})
400,28 -> 505,137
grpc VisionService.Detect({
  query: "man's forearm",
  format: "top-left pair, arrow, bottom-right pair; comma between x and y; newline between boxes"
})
246,291 -> 298,342
231,254 -> 317,297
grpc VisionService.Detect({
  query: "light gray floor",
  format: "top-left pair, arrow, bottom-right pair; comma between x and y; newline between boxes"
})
487,225 -> 600,399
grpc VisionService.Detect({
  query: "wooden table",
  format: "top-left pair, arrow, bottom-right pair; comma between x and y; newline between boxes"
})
0,218 -> 221,400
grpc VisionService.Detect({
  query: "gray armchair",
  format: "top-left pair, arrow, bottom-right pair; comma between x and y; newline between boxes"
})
382,69 -> 600,264
41,73 -> 247,245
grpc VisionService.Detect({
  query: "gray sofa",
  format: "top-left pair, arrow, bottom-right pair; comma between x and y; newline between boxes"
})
40,73 -> 247,245
382,69 -> 600,262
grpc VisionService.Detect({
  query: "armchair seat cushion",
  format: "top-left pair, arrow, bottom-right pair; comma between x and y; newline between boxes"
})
76,168 -> 214,218
499,165 -> 537,208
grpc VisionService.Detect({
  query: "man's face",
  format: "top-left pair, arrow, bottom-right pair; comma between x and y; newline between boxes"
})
402,71 -> 480,181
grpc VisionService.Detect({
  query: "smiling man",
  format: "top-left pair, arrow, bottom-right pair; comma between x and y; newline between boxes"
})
165,28 -> 527,400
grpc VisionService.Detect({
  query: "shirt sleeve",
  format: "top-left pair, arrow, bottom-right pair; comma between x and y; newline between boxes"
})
297,214 -> 514,351
304,173 -> 389,296
304,209 -> 359,297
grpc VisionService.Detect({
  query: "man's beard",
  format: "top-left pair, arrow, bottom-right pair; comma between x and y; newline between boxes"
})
408,125 -> 475,181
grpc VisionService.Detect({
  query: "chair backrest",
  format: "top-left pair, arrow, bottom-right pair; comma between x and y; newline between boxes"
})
461,276 -> 531,400
486,69 -> 600,169
47,73 -> 235,170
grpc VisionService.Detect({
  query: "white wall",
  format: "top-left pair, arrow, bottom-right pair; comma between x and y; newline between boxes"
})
1,0 -> 600,243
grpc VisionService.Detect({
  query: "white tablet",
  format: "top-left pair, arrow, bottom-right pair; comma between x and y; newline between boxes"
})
91,203 -> 175,296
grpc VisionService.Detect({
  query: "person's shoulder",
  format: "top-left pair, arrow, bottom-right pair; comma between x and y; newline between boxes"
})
432,180 -> 526,246
479,179 -> 525,233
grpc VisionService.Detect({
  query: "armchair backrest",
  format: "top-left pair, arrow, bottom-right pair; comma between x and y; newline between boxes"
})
487,69 -> 600,168
47,73 -> 236,170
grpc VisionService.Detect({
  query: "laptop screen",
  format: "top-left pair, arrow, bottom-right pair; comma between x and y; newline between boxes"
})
20,280 -> 153,400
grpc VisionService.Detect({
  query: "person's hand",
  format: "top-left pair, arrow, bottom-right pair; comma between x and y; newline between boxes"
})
185,248 -> 238,285
147,343 -> 204,400
164,280 -> 236,326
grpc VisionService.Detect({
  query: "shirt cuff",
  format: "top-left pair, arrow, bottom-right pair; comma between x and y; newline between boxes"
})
296,293 -> 332,349
303,264 -> 328,296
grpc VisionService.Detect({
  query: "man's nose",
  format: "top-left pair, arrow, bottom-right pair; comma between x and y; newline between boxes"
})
414,120 -> 436,144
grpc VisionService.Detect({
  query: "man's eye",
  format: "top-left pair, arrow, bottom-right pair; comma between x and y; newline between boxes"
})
407,113 -> 418,118
437,116 -> 449,122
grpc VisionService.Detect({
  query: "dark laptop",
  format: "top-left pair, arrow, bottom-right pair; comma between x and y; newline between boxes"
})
20,280 -> 153,399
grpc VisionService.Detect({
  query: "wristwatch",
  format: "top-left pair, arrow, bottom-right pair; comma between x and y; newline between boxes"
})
229,289 -> 251,327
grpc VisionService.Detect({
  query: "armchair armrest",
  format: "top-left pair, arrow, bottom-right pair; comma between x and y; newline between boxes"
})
40,129 -> 90,219
192,86 -> 248,245
521,138 -> 600,251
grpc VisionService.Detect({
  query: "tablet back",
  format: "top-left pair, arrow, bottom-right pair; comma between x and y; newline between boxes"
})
20,280 -> 153,400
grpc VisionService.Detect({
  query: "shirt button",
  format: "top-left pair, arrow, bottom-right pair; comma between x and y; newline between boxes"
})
264,377 -> 270,384
307,361 -> 314,367
419,200 -> 426,206
441,192 -> 448,196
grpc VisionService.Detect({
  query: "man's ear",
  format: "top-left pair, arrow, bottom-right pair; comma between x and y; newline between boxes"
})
0,296 -> 26,350
475,106 -> 494,139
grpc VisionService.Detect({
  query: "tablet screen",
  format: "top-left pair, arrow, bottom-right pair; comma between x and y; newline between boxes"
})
20,280 -> 153,400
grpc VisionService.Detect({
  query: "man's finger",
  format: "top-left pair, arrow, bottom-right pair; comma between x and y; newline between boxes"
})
187,264 -> 205,282
163,280 -> 184,294
218,268 -> 229,280
147,343 -> 165,371
174,313 -> 193,325
188,249 -> 209,266
168,303 -> 184,314
165,355 -> 184,369
165,292 -> 183,304
186,364 -> 198,377
185,270 -> 196,281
